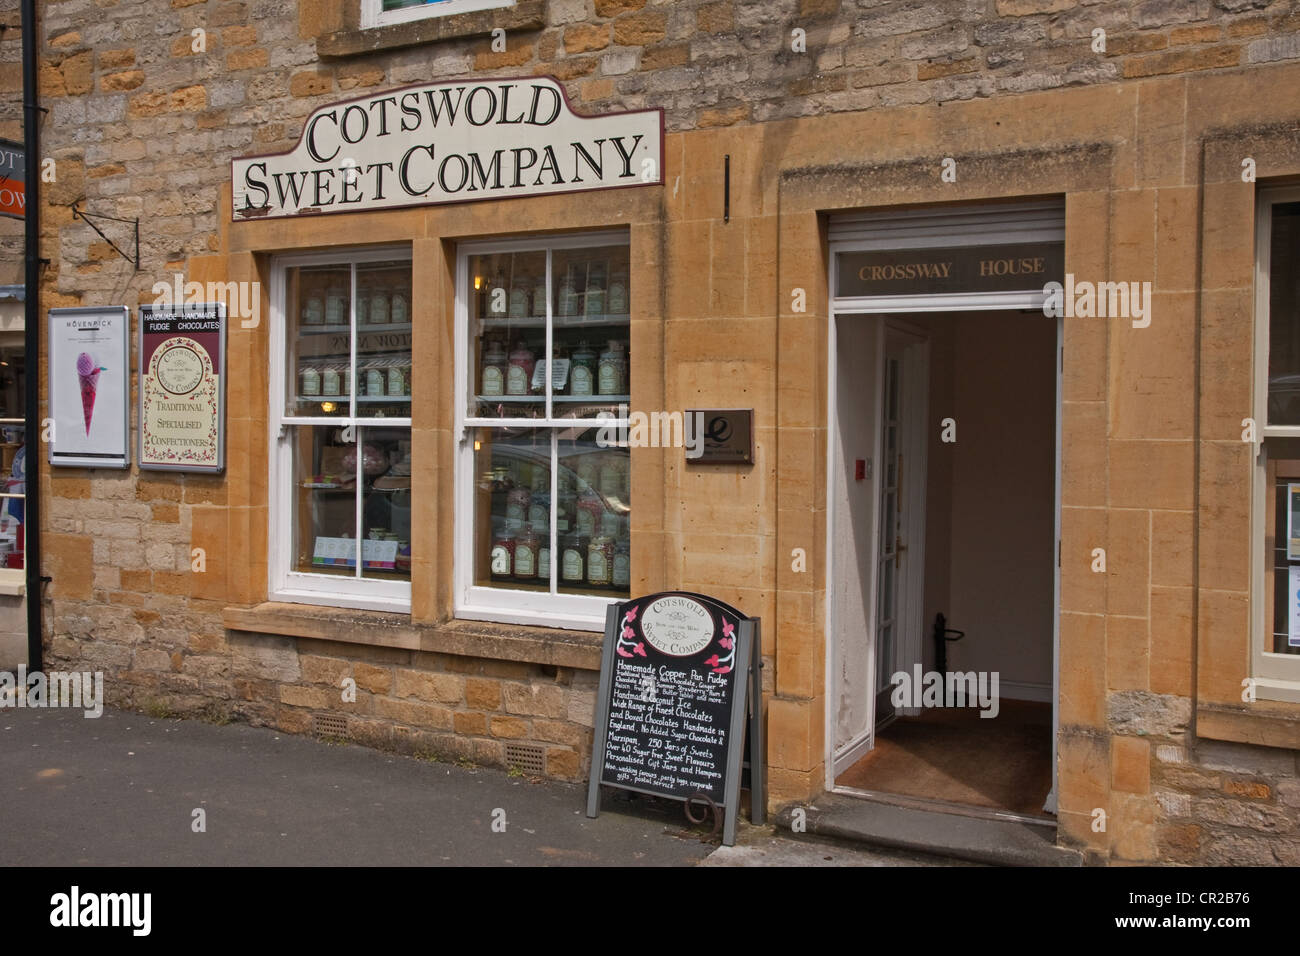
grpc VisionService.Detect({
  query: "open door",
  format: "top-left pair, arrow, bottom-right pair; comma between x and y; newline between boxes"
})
874,323 -> 929,727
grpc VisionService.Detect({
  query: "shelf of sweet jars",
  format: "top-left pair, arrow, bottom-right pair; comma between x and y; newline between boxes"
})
477,312 -> 630,331
471,394 -> 630,404
295,395 -> 413,404
297,322 -> 414,336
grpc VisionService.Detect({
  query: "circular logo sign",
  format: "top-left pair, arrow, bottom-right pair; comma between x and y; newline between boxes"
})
155,345 -> 204,395
640,595 -> 715,656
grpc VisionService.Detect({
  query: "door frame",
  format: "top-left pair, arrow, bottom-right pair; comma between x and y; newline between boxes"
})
824,251 -> 1064,805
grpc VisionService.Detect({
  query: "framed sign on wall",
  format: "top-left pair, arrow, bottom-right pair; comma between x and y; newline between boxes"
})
138,302 -> 226,473
47,306 -> 130,469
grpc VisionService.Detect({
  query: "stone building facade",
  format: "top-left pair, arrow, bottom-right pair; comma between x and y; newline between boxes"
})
27,0 -> 1300,864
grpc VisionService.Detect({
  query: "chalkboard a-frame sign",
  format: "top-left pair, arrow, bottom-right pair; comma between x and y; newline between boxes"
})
586,591 -> 765,846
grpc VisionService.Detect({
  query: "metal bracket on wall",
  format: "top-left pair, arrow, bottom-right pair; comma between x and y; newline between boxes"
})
70,201 -> 139,270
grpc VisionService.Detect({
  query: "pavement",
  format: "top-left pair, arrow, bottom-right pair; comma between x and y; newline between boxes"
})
0,704 -> 958,867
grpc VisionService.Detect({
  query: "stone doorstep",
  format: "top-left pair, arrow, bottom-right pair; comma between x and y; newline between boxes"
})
774,793 -> 1083,868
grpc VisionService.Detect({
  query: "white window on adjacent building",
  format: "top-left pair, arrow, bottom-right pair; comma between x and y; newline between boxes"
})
270,247 -> 414,611
455,231 -> 632,631
1252,185 -> 1300,699
361,0 -> 514,31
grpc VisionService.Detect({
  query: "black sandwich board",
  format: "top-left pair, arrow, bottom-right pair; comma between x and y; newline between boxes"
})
586,591 -> 765,846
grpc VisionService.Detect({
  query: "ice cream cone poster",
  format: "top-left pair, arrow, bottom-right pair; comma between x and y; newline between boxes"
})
138,303 -> 225,472
48,307 -> 130,468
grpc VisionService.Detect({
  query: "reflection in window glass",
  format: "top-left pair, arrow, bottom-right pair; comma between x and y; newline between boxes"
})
464,236 -> 631,605
1267,202 -> 1300,425
282,256 -> 413,588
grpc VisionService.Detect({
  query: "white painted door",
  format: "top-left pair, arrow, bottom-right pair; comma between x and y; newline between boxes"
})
875,324 -> 929,727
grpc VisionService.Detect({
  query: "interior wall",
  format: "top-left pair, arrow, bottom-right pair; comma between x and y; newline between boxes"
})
919,311 -> 1056,697
831,315 -> 879,756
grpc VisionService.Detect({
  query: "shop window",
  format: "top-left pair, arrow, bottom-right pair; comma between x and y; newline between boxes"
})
0,340 -> 25,573
272,250 -> 413,611
361,0 -> 513,30
456,232 -> 631,630
1253,187 -> 1300,696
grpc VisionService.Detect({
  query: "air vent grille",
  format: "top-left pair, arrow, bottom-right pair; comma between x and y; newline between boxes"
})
312,712 -> 350,738
506,743 -> 546,775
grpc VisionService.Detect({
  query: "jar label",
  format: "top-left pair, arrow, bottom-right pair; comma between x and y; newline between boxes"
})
515,545 -> 535,576
562,549 -> 583,580
538,548 -> 550,578
577,509 -> 594,536
588,550 -> 609,584
598,362 -> 621,395
613,553 -> 630,587
528,503 -> 547,527
506,364 -> 528,395
571,366 -> 593,396
490,546 -> 510,575
482,366 -> 504,396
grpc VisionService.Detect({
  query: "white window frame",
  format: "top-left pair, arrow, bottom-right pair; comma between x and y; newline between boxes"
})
269,245 -> 413,612
361,0 -> 513,31
454,229 -> 630,632
1251,184 -> 1300,700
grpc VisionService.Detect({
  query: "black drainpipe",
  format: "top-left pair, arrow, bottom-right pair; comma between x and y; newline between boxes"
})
22,0 -> 42,671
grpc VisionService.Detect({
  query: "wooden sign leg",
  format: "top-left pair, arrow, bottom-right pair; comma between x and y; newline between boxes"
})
748,618 -> 766,826
722,626 -> 754,847
586,602 -> 622,819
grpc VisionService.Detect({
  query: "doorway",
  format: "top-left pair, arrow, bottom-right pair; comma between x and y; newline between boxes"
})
828,309 -> 1059,819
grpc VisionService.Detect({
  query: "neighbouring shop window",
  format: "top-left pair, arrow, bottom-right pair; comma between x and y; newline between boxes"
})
0,340 -> 25,572
458,233 -> 631,628
273,251 -> 413,609
361,0 -> 513,30
1254,188 -> 1300,691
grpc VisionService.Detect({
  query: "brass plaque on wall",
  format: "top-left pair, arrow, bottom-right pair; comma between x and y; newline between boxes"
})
686,409 -> 753,464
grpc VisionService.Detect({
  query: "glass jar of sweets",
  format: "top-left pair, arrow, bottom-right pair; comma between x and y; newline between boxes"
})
514,524 -> 539,580
598,340 -> 627,395
612,536 -> 631,590
490,531 -> 515,580
587,534 -> 614,587
506,341 -> 535,397
481,339 -> 507,396
570,341 -> 597,397
560,532 -> 585,585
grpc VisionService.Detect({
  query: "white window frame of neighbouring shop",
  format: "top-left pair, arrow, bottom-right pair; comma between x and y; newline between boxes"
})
361,0 -> 513,30
1250,184 -> 1300,701
454,229 -> 631,633
269,246 -> 414,612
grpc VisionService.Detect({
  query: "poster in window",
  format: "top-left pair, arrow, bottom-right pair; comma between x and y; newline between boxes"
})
1290,567 -> 1300,648
138,302 -> 225,473
1289,484 -> 1300,561
47,306 -> 130,469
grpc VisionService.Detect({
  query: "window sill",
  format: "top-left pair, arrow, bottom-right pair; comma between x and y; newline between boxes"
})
318,0 -> 544,59
223,601 -> 603,670
1196,699 -> 1300,750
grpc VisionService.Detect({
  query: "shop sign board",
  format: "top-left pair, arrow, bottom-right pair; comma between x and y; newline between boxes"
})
232,76 -> 663,220
0,139 -> 24,220
48,307 -> 130,469
138,303 -> 226,473
836,241 -> 1065,298
586,591 -> 765,846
